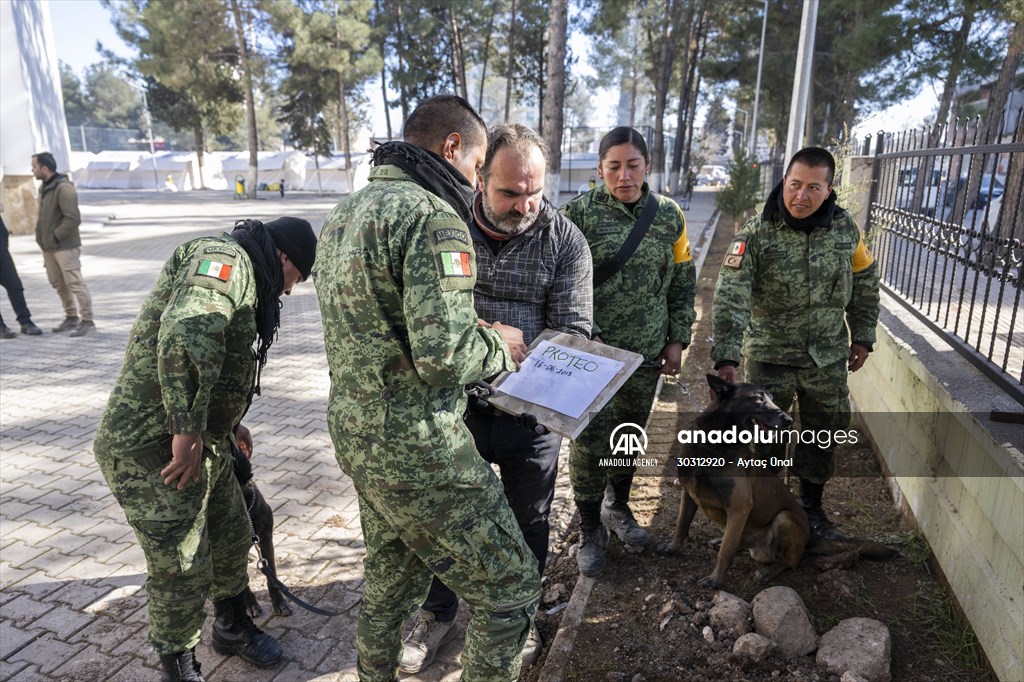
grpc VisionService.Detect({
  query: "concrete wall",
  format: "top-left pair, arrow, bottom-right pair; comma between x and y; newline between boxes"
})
849,298 -> 1024,680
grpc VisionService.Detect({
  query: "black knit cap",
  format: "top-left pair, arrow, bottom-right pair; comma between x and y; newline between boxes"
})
264,217 -> 317,279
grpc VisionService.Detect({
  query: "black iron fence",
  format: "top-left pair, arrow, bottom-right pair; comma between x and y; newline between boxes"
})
862,109 -> 1023,403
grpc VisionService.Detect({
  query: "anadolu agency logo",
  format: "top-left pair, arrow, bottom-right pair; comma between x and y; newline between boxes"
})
609,423 -> 648,457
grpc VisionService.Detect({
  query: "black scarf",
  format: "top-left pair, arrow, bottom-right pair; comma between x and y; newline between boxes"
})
763,180 -> 837,233
371,141 -> 475,222
230,219 -> 283,398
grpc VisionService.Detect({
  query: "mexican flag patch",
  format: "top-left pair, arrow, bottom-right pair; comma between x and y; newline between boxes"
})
728,240 -> 746,256
441,252 -> 472,277
197,259 -> 233,282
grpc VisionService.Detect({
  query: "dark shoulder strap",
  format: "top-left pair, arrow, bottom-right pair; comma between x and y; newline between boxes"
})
592,192 -> 660,287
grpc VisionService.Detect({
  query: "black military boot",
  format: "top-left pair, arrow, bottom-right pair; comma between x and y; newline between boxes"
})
158,648 -> 205,682
211,593 -> 283,668
576,500 -> 608,577
799,480 -> 844,541
601,478 -> 649,550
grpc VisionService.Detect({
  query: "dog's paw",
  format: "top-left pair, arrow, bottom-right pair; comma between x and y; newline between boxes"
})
656,541 -> 681,555
696,575 -> 722,589
243,591 -> 263,619
272,599 -> 293,617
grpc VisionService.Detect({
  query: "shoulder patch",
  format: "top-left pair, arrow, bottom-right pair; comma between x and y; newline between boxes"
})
723,239 -> 746,269
432,227 -> 470,246
196,259 -> 233,282
440,251 -> 472,277
203,245 -> 238,258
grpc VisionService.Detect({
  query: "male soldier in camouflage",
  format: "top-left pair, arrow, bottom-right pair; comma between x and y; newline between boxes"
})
94,217 -> 317,681
315,95 -> 541,682
560,127 -> 696,577
711,146 -> 880,540
399,123 -> 592,673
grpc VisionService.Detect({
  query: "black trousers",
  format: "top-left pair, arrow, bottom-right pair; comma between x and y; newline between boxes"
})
422,410 -> 562,621
0,220 -> 32,327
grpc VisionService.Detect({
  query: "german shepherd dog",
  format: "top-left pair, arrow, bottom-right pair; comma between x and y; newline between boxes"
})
232,444 -> 292,617
662,375 -> 895,589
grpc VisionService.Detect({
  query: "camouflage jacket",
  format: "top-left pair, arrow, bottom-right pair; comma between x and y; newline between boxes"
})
471,196 -> 593,346
711,207 -> 880,369
315,164 -> 517,486
35,174 -> 81,252
94,235 -> 257,459
560,182 -> 696,360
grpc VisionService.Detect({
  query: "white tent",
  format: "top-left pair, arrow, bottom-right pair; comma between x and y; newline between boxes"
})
301,153 -> 371,193
67,151 -> 95,186
216,151 -> 306,192
76,151 -> 144,189
129,152 -> 225,191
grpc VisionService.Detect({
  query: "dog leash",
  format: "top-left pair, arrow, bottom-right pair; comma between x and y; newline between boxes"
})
244,496 -> 357,618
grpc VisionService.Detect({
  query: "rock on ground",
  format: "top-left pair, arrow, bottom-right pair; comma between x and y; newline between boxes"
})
751,585 -> 817,657
817,617 -> 892,682
733,632 -> 775,662
709,590 -> 752,636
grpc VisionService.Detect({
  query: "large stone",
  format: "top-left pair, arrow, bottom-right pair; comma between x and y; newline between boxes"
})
817,617 -> 892,682
751,586 -> 817,657
841,672 -> 870,682
709,591 -> 752,636
733,632 -> 775,662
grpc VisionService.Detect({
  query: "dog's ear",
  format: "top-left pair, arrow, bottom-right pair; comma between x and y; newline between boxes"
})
706,374 -> 736,401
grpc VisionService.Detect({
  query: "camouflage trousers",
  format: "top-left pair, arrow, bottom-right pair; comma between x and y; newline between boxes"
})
95,446 -> 250,654
745,358 -> 852,484
570,368 -> 662,503
350,471 -> 540,682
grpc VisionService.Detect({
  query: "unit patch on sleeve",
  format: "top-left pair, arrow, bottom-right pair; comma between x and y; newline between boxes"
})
723,239 -> 747,269
432,228 -> 470,246
203,245 -> 238,258
197,259 -> 233,282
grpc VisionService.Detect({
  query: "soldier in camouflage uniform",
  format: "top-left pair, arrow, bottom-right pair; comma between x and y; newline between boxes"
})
711,147 -> 880,540
94,217 -> 317,681
560,127 -> 696,577
399,123 -> 593,674
315,95 -> 541,682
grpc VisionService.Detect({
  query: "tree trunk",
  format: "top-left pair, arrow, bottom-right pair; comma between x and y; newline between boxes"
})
229,0 -> 258,199
681,18 -> 708,195
396,0 -> 409,124
376,0 -> 392,139
647,0 -> 683,192
670,5 -> 699,192
448,9 -> 468,99
544,0 -> 569,202
477,4 -> 497,112
504,0 -> 518,121
194,125 -> 207,189
997,107 -> 1023,240
941,9 -> 977,224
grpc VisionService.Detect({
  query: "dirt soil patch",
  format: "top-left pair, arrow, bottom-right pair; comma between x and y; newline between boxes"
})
524,219 -> 994,682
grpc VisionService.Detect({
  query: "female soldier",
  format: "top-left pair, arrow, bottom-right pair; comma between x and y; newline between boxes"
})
561,127 -> 696,577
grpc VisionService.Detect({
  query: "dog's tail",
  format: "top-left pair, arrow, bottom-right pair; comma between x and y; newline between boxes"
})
807,537 -> 897,571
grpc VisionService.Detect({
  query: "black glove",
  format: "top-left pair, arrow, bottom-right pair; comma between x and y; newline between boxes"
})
465,380 -> 495,414
514,412 -> 549,435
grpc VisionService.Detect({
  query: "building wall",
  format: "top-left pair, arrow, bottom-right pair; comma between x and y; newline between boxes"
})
0,0 -> 70,235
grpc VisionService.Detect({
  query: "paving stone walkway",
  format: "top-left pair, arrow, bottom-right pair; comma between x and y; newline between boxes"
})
0,188 -> 718,681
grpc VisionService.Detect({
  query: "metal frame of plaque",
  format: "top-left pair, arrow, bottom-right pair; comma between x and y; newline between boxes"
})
487,329 -> 645,440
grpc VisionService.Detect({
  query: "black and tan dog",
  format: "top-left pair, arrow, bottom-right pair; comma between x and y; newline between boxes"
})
232,444 -> 292,617
662,375 -> 894,588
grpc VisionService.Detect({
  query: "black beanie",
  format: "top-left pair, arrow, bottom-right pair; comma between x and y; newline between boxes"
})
264,217 -> 317,279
